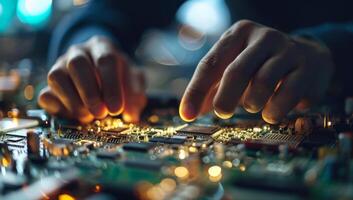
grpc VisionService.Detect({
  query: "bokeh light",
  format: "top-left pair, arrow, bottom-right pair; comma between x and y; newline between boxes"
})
17,0 -> 52,27
177,0 -> 231,35
0,0 -> 16,32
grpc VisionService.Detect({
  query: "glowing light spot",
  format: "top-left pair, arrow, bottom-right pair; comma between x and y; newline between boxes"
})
17,0 -> 52,27
239,164 -> 246,172
146,186 -> 165,200
94,184 -> 101,192
209,174 -> 222,182
148,115 -> 159,123
177,0 -> 231,35
222,160 -> 232,168
58,194 -> 75,200
1,157 -> 10,167
0,0 -> 16,32
178,149 -> 188,160
174,166 -> 189,179
73,0 -> 89,6
24,85 -> 34,100
159,178 -> 176,192
327,121 -> 332,127
189,146 -> 197,153
208,165 -> 222,177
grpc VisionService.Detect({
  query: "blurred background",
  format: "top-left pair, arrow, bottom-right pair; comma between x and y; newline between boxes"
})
0,0 -> 232,115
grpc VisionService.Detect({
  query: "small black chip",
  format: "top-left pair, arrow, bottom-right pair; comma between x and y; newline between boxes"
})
123,142 -> 154,152
149,137 -> 185,144
177,125 -> 220,135
96,150 -> 120,159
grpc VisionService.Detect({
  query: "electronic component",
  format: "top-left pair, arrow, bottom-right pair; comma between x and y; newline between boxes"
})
0,108 -> 352,200
177,124 -> 220,136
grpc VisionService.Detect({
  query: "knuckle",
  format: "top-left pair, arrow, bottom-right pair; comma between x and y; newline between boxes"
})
260,28 -> 284,43
89,35 -> 104,44
254,72 -> 274,89
199,54 -> 218,70
96,52 -> 116,67
67,44 -> 82,53
235,19 -> 255,30
67,54 -> 87,70
47,68 -> 66,84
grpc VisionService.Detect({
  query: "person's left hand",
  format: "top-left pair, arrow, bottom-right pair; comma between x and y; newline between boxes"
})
179,20 -> 334,124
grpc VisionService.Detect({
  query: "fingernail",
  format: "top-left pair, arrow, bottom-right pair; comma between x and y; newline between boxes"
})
214,109 -> 234,119
107,100 -> 124,116
179,102 -> 197,122
243,101 -> 260,113
262,112 -> 278,124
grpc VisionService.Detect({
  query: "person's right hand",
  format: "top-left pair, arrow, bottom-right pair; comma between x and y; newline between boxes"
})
38,36 -> 147,123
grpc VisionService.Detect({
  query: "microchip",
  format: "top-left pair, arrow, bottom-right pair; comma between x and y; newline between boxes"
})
177,124 -> 220,135
245,133 -> 304,150
96,150 -> 121,159
123,142 -> 154,152
260,133 -> 304,148
149,136 -> 185,144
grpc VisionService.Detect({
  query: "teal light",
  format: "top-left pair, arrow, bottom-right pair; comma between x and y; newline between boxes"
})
17,0 -> 52,27
0,0 -> 16,32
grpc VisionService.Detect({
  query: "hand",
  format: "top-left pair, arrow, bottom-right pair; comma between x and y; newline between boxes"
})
38,36 -> 146,123
179,20 -> 334,124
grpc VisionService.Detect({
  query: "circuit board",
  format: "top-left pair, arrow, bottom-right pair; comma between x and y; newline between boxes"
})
0,106 -> 352,200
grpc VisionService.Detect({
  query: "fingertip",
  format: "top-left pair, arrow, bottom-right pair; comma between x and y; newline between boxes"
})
179,101 -> 197,122
78,114 -> 95,124
91,102 -> 109,119
106,99 -> 124,116
243,101 -> 261,113
214,109 -> 233,119
261,111 -> 279,124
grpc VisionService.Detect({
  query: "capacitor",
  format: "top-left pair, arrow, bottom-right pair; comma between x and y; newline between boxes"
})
27,130 -> 40,157
26,130 -> 47,163
294,117 -> 313,134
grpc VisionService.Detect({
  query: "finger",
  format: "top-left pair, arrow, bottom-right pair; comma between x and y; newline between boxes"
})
242,49 -> 297,113
122,66 -> 147,123
262,69 -> 308,124
38,87 -> 67,116
47,58 -> 94,123
199,84 -> 219,115
212,37 -> 278,119
88,37 -> 124,115
66,46 -> 108,119
179,20 -> 254,121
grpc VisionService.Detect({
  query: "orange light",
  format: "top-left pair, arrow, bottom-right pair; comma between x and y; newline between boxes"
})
24,85 -> 34,100
148,115 -> 159,123
58,194 -> 75,200
159,178 -> 176,192
174,166 -> 189,179
1,157 -> 10,167
94,185 -> 101,192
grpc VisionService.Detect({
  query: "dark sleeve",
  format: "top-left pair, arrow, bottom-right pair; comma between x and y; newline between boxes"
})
293,22 -> 353,98
48,0 -> 184,65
